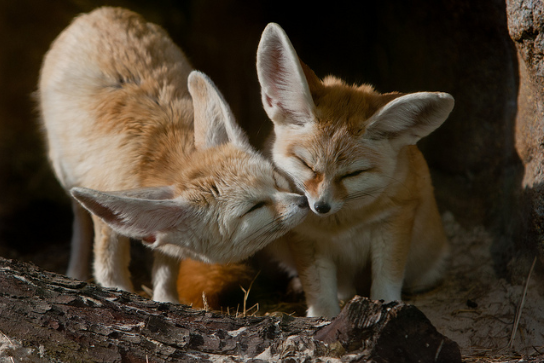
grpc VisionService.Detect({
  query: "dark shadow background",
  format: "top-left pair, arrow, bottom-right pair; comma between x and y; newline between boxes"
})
0,0 -> 542,282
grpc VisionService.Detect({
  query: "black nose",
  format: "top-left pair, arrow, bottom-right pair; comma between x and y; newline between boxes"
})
296,195 -> 308,209
314,201 -> 331,214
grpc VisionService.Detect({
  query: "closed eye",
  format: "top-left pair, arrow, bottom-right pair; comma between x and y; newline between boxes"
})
341,169 -> 368,179
243,201 -> 267,216
295,156 -> 314,172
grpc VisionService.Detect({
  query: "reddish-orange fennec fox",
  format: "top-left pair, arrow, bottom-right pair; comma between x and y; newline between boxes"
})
256,23 -> 455,317
38,8 -> 308,303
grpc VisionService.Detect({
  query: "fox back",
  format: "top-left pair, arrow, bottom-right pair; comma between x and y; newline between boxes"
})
38,8 -> 308,303
256,23 -> 454,317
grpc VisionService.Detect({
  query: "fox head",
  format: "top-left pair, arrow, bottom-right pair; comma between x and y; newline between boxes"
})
257,23 -> 454,216
71,71 -> 308,263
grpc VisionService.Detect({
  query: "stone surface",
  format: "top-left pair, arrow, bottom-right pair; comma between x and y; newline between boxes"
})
315,296 -> 462,363
506,0 -> 544,270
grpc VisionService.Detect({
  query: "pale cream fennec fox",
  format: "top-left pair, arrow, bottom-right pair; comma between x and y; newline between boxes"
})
38,8 -> 308,303
256,23 -> 455,317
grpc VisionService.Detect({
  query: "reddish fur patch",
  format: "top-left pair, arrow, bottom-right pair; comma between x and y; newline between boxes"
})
177,259 -> 255,310
315,78 -> 402,136
302,67 -> 404,137
304,173 -> 324,198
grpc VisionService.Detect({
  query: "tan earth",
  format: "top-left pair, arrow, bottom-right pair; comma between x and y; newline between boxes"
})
406,212 -> 543,361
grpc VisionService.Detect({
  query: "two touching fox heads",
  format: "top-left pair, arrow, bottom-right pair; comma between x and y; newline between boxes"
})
39,7 -> 454,315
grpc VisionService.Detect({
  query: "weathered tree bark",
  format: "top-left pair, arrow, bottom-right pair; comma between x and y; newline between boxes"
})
0,257 -> 461,362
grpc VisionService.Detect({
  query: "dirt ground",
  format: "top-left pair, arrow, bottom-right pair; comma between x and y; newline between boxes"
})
405,212 -> 544,362
1,211 -> 543,362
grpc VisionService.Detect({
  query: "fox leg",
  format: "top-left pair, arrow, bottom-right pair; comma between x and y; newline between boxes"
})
403,237 -> 449,293
292,243 -> 340,317
403,204 -> 450,293
91,215 -> 133,292
151,250 -> 180,303
369,215 -> 413,302
336,268 -> 357,302
66,199 -> 94,280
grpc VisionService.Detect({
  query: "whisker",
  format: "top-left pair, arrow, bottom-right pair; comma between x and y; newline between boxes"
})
227,215 -> 239,243
235,214 -> 286,246
248,215 -> 284,239
344,188 -> 383,201
344,173 -> 413,202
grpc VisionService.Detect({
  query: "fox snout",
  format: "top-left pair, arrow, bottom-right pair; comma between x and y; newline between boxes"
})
276,193 -> 309,231
314,201 -> 331,214
310,198 -> 338,216
295,194 -> 309,209
283,193 -> 308,212
305,180 -> 343,216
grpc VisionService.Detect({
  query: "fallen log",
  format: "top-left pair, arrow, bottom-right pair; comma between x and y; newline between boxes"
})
0,257 -> 461,362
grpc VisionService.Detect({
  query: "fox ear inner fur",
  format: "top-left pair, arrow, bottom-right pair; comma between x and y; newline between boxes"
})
256,23 -> 316,126
365,92 -> 455,147
70,186 -> 191,243
188,71 -> 250,151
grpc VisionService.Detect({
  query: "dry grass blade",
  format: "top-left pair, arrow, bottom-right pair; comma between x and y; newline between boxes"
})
508,256 -> 537,349
245,302 -> 260,317
140,284 -> 153,299
202,291 -> 210,312
0,329 -> 13,345
240,272 -> 260,317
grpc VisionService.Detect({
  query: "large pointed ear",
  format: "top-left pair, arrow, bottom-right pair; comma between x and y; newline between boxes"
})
257,23 -> 319,126
71,186 -> 192,242
188,71 -> 250,151
365,92 -> 455,146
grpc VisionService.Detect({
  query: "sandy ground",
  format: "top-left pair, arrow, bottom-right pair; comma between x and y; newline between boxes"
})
406,212 -> 544,361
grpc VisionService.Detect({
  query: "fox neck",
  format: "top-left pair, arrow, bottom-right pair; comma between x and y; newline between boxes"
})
137,107 -> 195,187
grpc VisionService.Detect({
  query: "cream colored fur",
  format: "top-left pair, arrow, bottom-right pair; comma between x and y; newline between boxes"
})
257,23 -> 454,317
38,9 -> 308,303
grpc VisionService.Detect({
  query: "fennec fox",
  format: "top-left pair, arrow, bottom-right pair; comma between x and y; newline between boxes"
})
38,8 -> 308,303
256,23 -> 455,317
